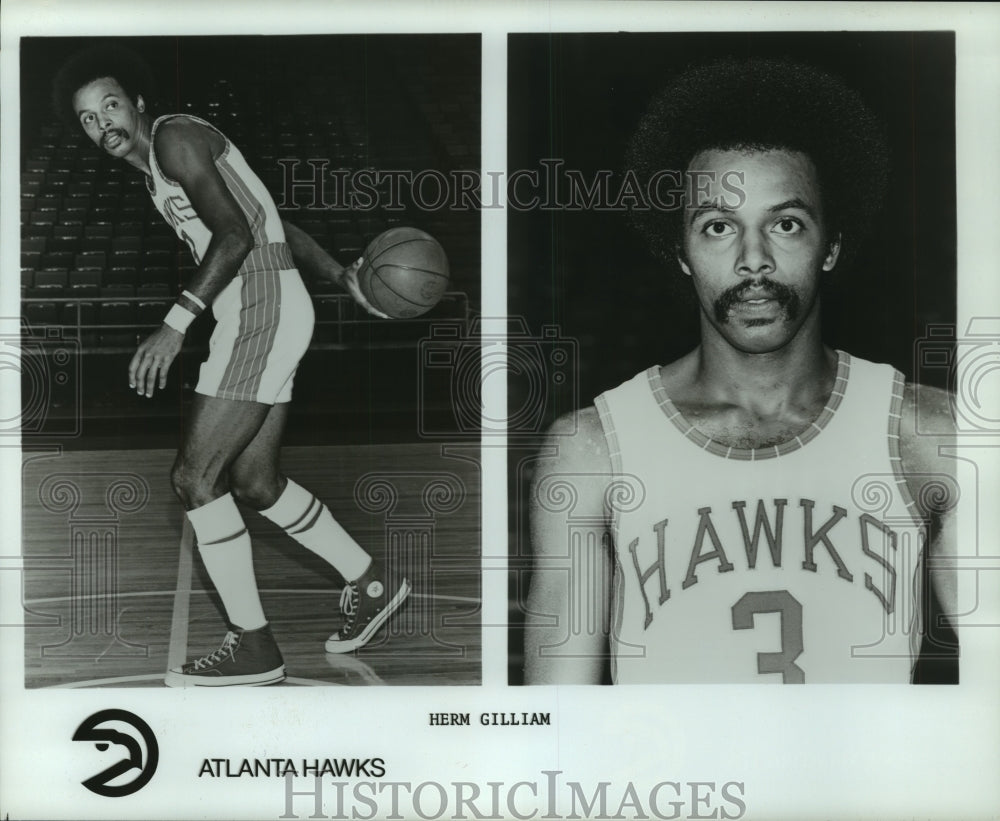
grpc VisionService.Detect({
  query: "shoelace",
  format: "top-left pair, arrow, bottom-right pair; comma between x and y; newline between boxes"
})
339,584 -> 359,631
191,631 -> 238,670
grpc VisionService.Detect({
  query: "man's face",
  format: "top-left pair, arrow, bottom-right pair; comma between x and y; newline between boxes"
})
72,77 -> 145,160
679,148 -> 839,354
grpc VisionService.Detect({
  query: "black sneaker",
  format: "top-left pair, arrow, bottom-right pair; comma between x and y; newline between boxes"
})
165,624 -> 286,687
325,561 -> 411,653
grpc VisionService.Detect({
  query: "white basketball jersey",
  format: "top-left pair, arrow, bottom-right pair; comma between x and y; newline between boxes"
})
594,352 -> 925,684
146,115 -> 293,280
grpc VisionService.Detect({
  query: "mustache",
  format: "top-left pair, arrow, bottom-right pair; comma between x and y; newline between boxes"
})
713,278 -> 800,323
100,128 -> 130,147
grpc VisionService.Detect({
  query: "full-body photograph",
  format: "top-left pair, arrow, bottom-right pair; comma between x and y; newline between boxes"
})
52,44 -> 410,686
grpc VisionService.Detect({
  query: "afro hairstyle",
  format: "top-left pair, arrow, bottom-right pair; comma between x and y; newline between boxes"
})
52,42 -> 155,129
624,57 -> 889,273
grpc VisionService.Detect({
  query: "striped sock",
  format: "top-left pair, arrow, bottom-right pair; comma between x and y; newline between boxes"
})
260,479 -> 372,582
187,493 -> 267,630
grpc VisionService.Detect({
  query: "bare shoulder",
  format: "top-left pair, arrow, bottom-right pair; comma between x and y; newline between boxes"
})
537,406 -> 612,474
899,381 -> 956,471
154,115 -> 214,148
899,381 -> 958,520
529,407 -> 614,545
153,117 -> 223,176
902,381 -> 953,426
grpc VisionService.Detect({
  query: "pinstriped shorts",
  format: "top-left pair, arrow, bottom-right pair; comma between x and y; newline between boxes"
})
196,268 -> 315,404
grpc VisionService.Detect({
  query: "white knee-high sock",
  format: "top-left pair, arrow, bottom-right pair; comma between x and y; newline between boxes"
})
187,494 -> 267,631
260,479 -> 372,582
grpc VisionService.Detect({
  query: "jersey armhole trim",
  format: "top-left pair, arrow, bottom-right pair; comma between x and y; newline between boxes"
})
594,393 -> 624,546
888,370 -> 921,519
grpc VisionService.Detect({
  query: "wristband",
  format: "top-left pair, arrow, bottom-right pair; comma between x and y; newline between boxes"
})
163,302 -> 197,333
181,290 -> 207,312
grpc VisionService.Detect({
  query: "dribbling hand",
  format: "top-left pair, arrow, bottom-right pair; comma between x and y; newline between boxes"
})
341,257 -> 389,319
129,325 -> 184,398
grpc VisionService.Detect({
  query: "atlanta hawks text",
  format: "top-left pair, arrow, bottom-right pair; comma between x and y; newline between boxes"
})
199,757 -> 386,778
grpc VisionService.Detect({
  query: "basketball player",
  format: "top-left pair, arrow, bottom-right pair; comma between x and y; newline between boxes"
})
53,44 -> 410,687
524,58 -> 959,684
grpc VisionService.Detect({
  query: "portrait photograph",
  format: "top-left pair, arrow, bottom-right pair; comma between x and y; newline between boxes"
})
508,31 -> 960,685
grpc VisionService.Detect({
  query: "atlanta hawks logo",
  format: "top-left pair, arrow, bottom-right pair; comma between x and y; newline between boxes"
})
73,709 -> 159,797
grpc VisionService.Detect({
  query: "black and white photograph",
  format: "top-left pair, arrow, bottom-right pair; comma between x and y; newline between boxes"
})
507,31 -> 961,686
1,3 -> 998,821
16,32 -> 482,689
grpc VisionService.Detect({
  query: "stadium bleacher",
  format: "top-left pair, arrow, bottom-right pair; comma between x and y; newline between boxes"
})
20,36 -> 480,445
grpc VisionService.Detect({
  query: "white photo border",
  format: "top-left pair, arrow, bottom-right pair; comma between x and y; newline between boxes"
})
1,2 -> 998,820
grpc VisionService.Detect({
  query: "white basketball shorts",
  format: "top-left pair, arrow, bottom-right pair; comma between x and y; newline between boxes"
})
196,268 -> 315,405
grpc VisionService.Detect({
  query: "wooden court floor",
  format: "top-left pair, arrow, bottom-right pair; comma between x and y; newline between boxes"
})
21,443 -> 481,687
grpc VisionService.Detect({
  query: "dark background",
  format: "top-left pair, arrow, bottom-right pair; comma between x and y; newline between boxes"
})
20,34 -> 481,448
506,31 -> 958,684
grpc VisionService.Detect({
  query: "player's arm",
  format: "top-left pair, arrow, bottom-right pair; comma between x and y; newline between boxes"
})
129,118 -> 254,397
899,382 -> 959,643
281,220 -> 387,318
281,219 -> 347,285
524,407 -> 614,684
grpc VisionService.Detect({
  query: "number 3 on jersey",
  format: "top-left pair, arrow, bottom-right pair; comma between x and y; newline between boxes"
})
731,590 -> 805,684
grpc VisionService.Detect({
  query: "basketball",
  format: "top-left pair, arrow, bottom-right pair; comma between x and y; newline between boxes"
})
357,227 -> 450,318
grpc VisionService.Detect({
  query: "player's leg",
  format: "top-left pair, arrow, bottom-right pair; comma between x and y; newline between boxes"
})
228,402 -> 411,654
165,393 -> 284,687
230,401 -> 369,579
